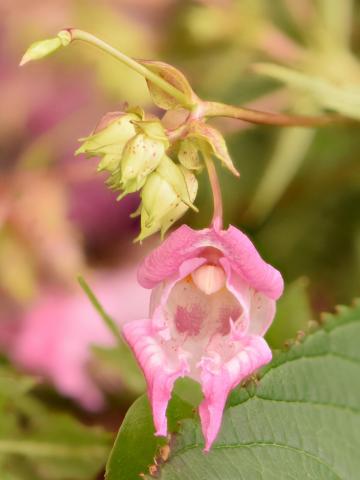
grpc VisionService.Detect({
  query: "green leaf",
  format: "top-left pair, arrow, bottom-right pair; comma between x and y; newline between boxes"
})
92,345 -> 145,395
0,367 -> 37,400
254,63 -> 360,119
266,277 -> 313,349
0,393 -> 111,480
78,275 -> 122,344
144,300 -> 360,479
105,379 -> 200,480
139,60 -> 197,110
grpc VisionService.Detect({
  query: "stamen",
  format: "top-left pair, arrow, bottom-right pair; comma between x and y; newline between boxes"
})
191,265 -> 226,295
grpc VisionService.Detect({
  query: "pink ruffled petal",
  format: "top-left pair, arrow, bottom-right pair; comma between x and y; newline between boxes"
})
122,319 -> 189,436
138,225 -> 201,289
219,226 -> 283,300
138,225 -> 283,300
199,335 -> 272,451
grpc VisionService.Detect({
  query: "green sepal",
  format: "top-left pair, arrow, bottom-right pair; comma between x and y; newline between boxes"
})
139,60 -> 198,110
132,120 -> 169,145
116,177 -> 146,201
97,153 -> 122,173
188,122 -> 239,177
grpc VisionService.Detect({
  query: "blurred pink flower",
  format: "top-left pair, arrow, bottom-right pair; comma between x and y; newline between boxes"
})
123,225 -> 283,450
10,266 -> 150,411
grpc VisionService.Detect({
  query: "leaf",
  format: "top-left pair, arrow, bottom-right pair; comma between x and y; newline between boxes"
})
0,391 -> 111,480
0,366 -> 37,400
188,122 -> 240,176
139,60 -> 197,110
105,379 -> 200,480
254,62 -> 360,119
266,277 -> 312,349
145,300 -> 360,479
246,124 -> 315,222
92,345 -> 145,395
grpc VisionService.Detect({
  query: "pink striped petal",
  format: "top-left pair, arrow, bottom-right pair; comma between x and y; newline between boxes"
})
199,335 -> 272,451
122,319 -> 189,436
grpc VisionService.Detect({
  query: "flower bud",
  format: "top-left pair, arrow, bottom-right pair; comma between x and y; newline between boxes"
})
120,127 -> 167,192
20,31 -> 71,66
142,171 -> 179,224
156,156 -> 197,211
75,112 -> 140,172
105,120 -> 169,197
135,165 -> 198,242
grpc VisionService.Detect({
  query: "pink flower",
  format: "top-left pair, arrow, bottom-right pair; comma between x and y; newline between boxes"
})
123,225 -> 283,451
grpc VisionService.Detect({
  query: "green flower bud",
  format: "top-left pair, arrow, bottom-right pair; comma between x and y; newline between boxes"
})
160,166 -> 198,236
156,156 -> 198,211
142,170 -> 180,224
135,165 -> 198,242
20,31 -> 71,66
120,131 -> 167,190
75,112 -> 140,172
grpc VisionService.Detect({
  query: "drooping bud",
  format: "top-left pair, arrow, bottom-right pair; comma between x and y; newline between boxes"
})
20,31 -> 71,66
160,166 -> 198,237
156,156 -> 197,211
135,165 -> 198,242
75,111 -> 141,172
191,265 -> 226,295
119,120 -> 169,194
141,170 -> 179,225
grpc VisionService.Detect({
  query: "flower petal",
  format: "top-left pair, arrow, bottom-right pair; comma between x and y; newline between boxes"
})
198,335 -> 272,451
122,319 -> 189,436
220,257 -> 276,337
219,226 -> 283,300
138,225 -> 201,289
138,225 -> 283,300
248,290 -> 276,336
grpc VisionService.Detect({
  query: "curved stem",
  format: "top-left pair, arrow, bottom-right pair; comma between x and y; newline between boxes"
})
203,153 -> 223,230
63,29 -> 193,109
202,101 -> 347,127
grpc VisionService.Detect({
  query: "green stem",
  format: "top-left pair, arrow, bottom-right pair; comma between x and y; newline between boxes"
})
63,28 -> 193,109
202,101 -> 345,127
78,275 -> 122,346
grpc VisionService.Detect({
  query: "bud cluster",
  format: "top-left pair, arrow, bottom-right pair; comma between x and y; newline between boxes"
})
76,109 -> 199,241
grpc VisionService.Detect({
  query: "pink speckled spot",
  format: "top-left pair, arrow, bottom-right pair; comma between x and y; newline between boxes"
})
175,304 -> 205,336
